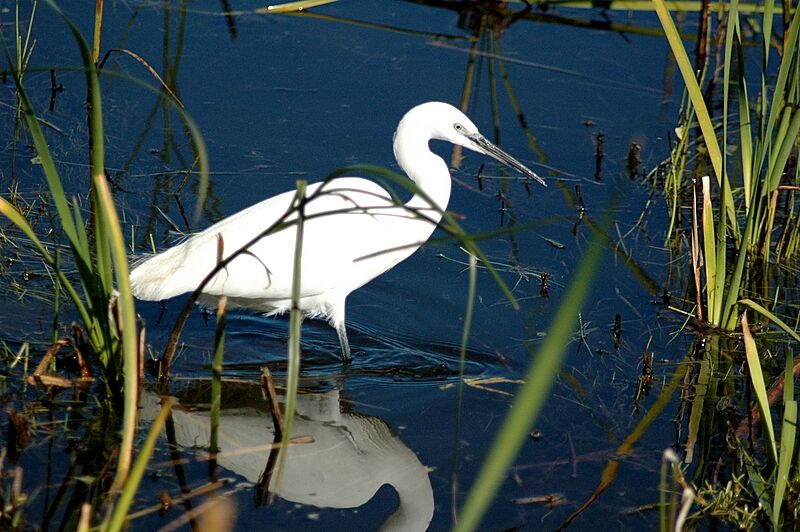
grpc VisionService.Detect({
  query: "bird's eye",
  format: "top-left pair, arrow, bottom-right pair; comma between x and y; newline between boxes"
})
454,123 -> 465,133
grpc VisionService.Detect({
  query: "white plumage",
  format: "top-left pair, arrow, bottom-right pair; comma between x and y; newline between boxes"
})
129,102 -> 545,360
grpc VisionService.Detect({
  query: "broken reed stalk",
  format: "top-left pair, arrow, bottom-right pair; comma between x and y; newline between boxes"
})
26,338 -> 92,390
92,0 -> 103,64
260,367 -> 285,441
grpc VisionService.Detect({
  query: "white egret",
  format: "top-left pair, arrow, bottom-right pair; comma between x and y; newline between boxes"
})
129,102 -> 545,361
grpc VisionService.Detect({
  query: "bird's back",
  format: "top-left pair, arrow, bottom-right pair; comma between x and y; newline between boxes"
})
129,177 -> 439,314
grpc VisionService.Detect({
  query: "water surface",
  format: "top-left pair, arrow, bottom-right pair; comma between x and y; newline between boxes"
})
0,1 -> 694,529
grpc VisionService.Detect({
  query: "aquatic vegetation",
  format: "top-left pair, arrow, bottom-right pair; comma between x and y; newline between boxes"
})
649,0 -> 800,528
1,0 -> 139,487
0,1 -> 205,528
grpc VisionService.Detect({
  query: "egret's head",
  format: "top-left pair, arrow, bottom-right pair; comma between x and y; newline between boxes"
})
416,102 -> 546,187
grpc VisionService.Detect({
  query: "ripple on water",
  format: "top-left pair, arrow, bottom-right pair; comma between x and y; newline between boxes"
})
176,312 -> 510,386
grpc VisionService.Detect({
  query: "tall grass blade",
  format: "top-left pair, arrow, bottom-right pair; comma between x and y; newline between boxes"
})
60,0 -> 115,304
267,0 -> 339,13
0,198 -> 91,327
273,180 -> 307,491
210,296 -> 227,459
94,174 -> 140,487
684,351 -> 711,464
52,0 -> 141,485
735,53 -> 754,211
651,0 -> 737,231
762,0 -> 774,69
451,253 -> 478,519
455,230 -> 604,531
773,350 -> 796,528
740,298 -> 800,344
741,311 -> 778,464
720,224 -> 750,329
762,3 -> 800,172
700,176 -> 717,322
766,110 -> 800,195
103,400 -> 172,532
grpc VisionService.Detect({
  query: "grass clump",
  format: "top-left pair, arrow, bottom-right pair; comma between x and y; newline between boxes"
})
649,1 -> 800,529
0,1 -> 201,528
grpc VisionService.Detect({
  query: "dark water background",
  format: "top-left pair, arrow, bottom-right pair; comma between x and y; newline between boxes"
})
0,1 -> 700,529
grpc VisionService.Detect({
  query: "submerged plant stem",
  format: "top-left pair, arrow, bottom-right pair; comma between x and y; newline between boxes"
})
451,252 -> 477,523
273,180 -> 307,492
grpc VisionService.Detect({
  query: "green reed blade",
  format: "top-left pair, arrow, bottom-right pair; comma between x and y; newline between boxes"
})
741,311 -> 778,464
95,175 -> 141,481
762,0 -> 775,67
721,0 -> 735,199
46,0 -> 141,487
651,0 -> 720,176
455,228 -> 603,531
273,181 -> 307,492
773,350 -> 796,528
651,0 -> 738,234
48,0 -> 114,301
266,0 -> 339,13
69,198 -> 102,315
93,197 -> 114,304
700,176 -> 717,322
71,199 -> 90,265
721,208 -> 756,329
210,296 -> 228,455
712,187 -> 728,323
103,400 -> 172,532
766,109 -> 800,193
739,298 -> 800,344
764,4 -> 800,162
0,197 -> 91,328
734,28 -> 754,211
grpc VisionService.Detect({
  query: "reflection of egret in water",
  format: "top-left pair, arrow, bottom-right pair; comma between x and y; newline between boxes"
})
141,384 -> 434,531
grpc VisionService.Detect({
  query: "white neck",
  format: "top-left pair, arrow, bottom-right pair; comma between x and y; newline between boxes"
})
393,117 -> 452,221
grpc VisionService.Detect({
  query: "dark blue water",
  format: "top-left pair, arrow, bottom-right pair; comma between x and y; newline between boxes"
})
0,1 -> 691,530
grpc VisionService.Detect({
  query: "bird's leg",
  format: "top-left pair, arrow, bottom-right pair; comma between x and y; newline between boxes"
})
335,322 -> 352,363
